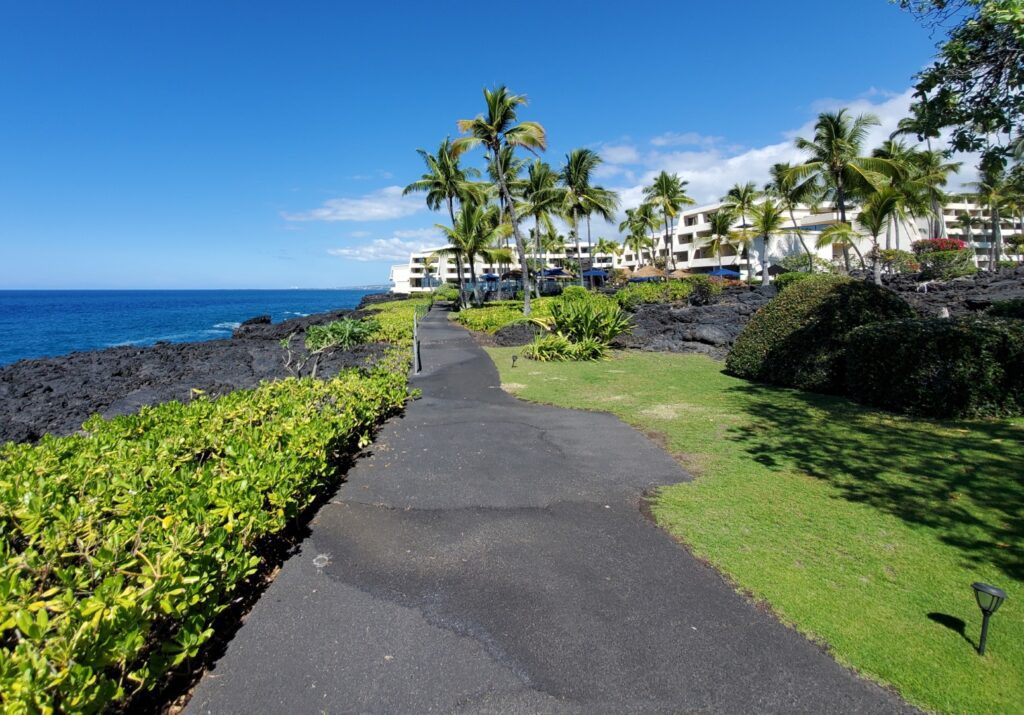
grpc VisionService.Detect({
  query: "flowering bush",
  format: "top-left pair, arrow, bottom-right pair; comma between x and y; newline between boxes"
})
912,238 -> 967,255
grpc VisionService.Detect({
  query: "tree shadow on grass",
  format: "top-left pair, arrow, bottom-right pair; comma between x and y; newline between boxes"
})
724,382 -> 1023,581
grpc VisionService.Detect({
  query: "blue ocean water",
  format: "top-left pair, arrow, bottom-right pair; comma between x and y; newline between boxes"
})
0,289 -> 380,366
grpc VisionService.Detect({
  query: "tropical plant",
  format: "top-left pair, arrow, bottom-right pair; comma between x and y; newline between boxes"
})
521,160 -> 564,296
790,110 -> 902,268
559,148 -> 620,286
403,138 -> 483,307
957,210 -> 983,256
749,198 -> 788,285
436,200 -> 511,305
766,162 -> 819,272
857,187 -> 903,285
594,237 -> 622,261
619,204 -> 659,266
305,317 -> 381,351
970,161 -> 1011,268
455,86 -> 547,316
704,207 -> 737,271
535,293 -> 632,343
644,171 -> 695,271
722,182 -> 761,282
816,223 -> 865,272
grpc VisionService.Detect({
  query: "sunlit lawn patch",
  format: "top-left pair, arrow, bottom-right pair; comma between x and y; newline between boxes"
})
486,346 -> 1023,714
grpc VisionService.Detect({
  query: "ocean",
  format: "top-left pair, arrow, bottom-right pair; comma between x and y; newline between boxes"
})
0,289 -> 380,366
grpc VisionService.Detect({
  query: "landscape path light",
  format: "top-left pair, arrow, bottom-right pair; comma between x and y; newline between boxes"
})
971,582 -> 1007,655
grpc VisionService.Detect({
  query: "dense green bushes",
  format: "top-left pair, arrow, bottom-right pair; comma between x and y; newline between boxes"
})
989,298 -> 1024,319
305,317 -> 380,351
526,290 -> 630,361
846,317 -> 1024,417
451,299 -> 553,333
614,276 -> 722,310
432,284 -> 460,303
773,272 -> 813,292
0,360 -> 410,713
726,276 -> 914,393
912,238 -> 976,280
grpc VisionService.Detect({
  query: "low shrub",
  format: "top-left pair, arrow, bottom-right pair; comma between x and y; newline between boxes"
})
432,285 -> 460,303
773,272 -> 813,292
0,361 -> 410,713
305,317 -> 381,351
776,254 -> 837,274
846,316 -> 1024,418
451,299 -> 554,334
685,275 -> 723,306
538,293 -> 631,343
877,249 -> 919,275
917,249 -> 977,280
560,285 -> 590,301
726,275 -> 914,393
522,334 -> 574,361
364,297 -> 433,345
521,334 -> 608,361
998,260 -> 1019,269
988,298 -> 1024,320
912,238 -> 968,254
615,281 -> 692,311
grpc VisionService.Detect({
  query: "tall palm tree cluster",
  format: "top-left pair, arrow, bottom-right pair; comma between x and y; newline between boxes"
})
708,109 -> 1013,286
403,86 -> 626,315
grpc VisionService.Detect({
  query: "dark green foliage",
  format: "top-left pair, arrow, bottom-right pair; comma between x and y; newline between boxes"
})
539,291 -> 631,343
877,249 -> 919,275
685,275 -> 723,306
726,276 -> 914,393
846,316 -> 1024,418
773,272 -> 814,292
988,298 -> 1024,320
917,249 -> 977,280
433,284 -> 460,302
521,334 -> 607,361
559,285 -> 589,301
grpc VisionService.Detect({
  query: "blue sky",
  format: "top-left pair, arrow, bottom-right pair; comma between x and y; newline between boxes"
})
1,1 -> 946,289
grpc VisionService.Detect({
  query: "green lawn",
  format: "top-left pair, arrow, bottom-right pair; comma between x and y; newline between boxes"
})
486,347 -> 1023,715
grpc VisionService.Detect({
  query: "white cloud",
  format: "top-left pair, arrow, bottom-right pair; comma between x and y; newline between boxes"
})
283,186 -> 422,222
650,131 -> 723,148
601,143 -> 640,164
327,228 -> 444,262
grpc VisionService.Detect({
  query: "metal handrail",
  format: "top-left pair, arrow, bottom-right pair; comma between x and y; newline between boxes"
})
412,303 -> 428,374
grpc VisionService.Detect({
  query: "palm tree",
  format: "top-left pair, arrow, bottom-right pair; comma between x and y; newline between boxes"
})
403,137 -> 482,307
766,163 -> 819,272
521,160 -> 563,297
422,253 -> 438,289
790,109 -> 901,240
957,210 -> 983,260
969,163 -> 1013,270
619,205 -> 659,266
644,172 -> 695,271
816,223 -> 865,271
593,238 -> 622,275
722,182 -> 761,283
436,200 -> 511,306
559,148 -> 620,287
748,199 -> 787,285
455,86 -> 546,315
910,149 -> 961,239
857,187 -> 902,285
704,208 -> 737,271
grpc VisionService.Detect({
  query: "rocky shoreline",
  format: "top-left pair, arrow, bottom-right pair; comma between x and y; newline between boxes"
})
0,293 -> 400,445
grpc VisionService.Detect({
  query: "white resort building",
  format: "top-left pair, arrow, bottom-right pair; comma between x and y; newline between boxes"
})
389,196 -> 1018,293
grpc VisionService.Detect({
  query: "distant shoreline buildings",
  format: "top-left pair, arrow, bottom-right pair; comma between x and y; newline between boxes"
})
389,195 -> 1018,293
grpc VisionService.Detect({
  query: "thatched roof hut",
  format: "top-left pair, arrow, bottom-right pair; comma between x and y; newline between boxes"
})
632,265 -> 666,279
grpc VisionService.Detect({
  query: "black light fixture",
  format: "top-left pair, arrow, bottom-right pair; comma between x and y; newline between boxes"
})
511,355 -> 518,368
971,582 -> 1007,655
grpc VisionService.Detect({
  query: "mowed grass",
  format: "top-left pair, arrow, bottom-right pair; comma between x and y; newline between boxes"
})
486,347 -> 1023,714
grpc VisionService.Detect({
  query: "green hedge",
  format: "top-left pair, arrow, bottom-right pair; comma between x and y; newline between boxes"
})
846,317 -> 1024,418
0,361 -> 409,713
773,272 -> 813,292
614,277 -> 722,311
726,276 -> 914,393
989,298 -> 1024,320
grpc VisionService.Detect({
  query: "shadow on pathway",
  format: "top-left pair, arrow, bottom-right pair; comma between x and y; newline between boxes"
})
187,307 -> 913,714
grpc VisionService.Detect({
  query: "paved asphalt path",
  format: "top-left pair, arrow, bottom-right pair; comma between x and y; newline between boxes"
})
187,308 -> 912,714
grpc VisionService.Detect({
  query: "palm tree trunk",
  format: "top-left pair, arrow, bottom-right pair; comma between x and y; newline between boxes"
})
789,208 -> 814,273
586,214 -> 593,289
872,236 -> 882,285
468,253 -> 481,307
447,198 -> 467,309
992,205 -> 1002,270
763,236 -> 772,285
493,160 -> 531,316
932,195 -> 947,238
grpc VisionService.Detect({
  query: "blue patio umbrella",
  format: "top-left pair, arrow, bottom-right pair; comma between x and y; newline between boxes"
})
481,273 -> 499,281
582,269 -> 607,278
628,276 -> 662,283
708,267 -> 741,278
